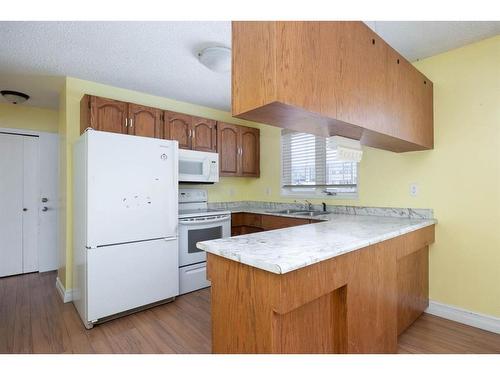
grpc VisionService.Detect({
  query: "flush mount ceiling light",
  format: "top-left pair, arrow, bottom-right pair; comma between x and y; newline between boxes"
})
197,46 -> 231,73
1,90 -> 30,104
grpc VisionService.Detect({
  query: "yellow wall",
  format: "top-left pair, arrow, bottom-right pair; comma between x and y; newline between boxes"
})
59,35 -> 500,317
0,102 -> 58,133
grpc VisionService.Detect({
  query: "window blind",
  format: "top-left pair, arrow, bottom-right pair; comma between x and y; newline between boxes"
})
281,130 -> 357,194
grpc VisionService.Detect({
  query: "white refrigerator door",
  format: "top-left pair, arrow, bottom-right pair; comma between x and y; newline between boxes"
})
86,131 -> 178,247
86,238 -> 179,322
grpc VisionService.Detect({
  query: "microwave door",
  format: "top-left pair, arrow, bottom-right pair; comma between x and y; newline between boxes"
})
180,158 -> 203,181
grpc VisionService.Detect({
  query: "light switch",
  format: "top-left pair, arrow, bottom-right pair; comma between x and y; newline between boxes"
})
409,183 -> 419,197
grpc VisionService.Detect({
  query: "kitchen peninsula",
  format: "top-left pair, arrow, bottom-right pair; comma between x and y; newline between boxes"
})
198,209 -> 436,353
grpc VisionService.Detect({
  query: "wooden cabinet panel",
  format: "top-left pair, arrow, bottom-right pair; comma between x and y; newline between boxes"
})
192,117 -> 217,152
231,213 -> 245,227
240,127 -> 260,177
231,212 -> 315,236
261,215 -> 310,230
231,226 -> 243,236
128,104 -> 161,138
232,21 -> 434,153
240,226 -> 265,235
242,213 -> 263,228
218,122 -> 240,176
397,247 -> 429,335
165,111 -> 192,149
218,123 -> 260,177
84,96 -> 128,134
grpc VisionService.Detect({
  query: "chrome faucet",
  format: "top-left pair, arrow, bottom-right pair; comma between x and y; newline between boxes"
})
305,200 -> 313,211
293,199 -> 313,211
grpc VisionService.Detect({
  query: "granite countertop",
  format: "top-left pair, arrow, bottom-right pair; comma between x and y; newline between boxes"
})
197,206 -> 436,274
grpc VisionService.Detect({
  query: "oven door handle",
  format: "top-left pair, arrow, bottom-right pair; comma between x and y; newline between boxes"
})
179,215 -> 231,225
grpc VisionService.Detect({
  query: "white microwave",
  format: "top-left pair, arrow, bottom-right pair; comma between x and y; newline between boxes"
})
178,149 -> 219,183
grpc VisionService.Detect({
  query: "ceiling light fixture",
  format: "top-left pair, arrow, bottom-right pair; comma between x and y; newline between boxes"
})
1,90 -> 30,104
197,46 -> 231,73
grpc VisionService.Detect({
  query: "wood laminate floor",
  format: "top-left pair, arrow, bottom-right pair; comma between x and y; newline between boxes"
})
1,271 -> 499,354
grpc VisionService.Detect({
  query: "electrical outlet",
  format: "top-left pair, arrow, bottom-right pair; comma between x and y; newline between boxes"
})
409,183 -> 419,197
228,188 -> 235,197
265,187 -> 272,196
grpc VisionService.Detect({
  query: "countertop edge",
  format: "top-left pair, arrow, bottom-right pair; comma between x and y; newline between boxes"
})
199,211 -> 436,274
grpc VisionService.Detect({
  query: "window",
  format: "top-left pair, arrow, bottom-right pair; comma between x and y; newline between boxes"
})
281,130 -> 358,198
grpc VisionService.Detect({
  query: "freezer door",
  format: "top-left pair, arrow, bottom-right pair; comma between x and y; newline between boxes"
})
87,238 -> 179,322
86,131 -> 178,247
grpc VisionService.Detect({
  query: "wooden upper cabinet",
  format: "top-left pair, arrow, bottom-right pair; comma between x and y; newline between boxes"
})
78,96 -> 225,155
217,122 -> 240,176
164,111 -> 192,149
217,122 -> 260,177
191,117 -> 217,152
240,126 -> 260,177
128,104 -> 161,138
232,21 -> 434,153
81,95 -> 127,134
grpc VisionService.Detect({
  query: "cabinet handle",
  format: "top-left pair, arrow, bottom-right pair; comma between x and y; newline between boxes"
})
129,118 -> 133,128
125,118 -> 128,128
192,129 -> 195,139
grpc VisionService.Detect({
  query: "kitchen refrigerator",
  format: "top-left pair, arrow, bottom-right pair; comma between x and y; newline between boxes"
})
72,130 -> 179,329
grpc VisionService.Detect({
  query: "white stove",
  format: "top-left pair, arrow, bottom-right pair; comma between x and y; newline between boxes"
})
178,189 -> 231,294
179,208 -> 231,219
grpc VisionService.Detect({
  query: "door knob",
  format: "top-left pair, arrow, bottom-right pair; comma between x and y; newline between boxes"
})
42,197 -> 48,203
23,208 -> 28,212
42,207 -> 48,212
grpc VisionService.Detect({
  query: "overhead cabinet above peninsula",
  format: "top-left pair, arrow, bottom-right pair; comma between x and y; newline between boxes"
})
232,21 -> 434,152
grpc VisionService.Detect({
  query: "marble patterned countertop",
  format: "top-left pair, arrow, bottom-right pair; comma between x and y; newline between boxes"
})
197,203 -> 437,274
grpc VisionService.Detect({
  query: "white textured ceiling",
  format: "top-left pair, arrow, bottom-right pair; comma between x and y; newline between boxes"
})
0,21 -> 498,110
364,21 -> 500,61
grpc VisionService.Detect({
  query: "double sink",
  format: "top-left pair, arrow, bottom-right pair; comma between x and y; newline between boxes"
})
267,209 -> 330,217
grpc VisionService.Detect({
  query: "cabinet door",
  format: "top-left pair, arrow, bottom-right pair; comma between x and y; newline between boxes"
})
164,111 -> 192,149
240,126 -> 260,177
90,96 -> 128,134
192,117 -> 217,152
261,215 -> 310,230
217,122 -> 240,176
127,104 -> 161,138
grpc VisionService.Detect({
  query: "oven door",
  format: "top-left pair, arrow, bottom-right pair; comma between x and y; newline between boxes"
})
178,214 -> 230,267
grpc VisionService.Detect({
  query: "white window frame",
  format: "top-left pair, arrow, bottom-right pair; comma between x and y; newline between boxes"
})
280,131 -> 359,200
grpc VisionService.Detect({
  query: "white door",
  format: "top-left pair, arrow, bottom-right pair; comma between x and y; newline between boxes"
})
0,133 -> 39,277
86,238 -> 179,321
86,131 -> 178,247
38,133 -> 59,272
22,136 -> 39,273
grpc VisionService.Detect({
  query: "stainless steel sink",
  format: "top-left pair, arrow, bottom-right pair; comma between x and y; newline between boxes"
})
267,209 -> 330,217
294,211 -> 331,217
267,209 -> 307,214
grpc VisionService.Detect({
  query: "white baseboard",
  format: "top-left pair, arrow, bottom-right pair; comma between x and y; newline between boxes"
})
55,277 -> 73,303
426,300 -> 500,334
